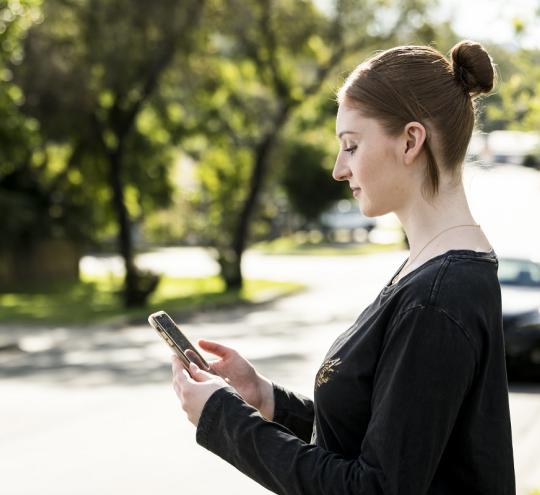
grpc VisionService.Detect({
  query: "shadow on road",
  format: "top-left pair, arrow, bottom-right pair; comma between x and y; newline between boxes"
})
0,338 -> 310,387
0,297 -> 315,388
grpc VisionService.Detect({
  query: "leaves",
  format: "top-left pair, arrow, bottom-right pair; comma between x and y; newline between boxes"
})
483,46 -> 540,132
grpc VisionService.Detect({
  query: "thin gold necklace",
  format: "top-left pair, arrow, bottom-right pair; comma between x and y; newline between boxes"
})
393,223 -> 481,284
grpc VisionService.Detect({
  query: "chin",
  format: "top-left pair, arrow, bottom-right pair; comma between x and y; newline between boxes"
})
358,201 -> 384,218
361,204 -> 394,218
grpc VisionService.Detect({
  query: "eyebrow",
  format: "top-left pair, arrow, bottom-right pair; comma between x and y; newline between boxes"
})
337,131 -> 359,138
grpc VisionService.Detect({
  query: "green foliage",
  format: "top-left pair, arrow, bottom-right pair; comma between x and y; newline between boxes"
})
0,0 -> 82,250
281,139 -> 345,223
142,208 -> 188,244
0,273 -> 304,325
0,163 -> 93,249
6,0 -> 518,298
15,0 -> 180,180
478,44 -> 540,132
192,143 -> 253,246
3,0 -> 192,254
252,236 -> 404,256
173,0 -> 438,251
0,0 -> 42,171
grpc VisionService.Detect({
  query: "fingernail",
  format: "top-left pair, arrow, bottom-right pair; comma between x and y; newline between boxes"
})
189,362 -> 199,371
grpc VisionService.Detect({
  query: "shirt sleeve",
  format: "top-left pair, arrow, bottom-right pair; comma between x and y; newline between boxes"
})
195,304 -> 478,495
271,382 -> 314,443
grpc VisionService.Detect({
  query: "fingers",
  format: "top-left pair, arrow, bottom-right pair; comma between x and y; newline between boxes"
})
189,362 -> 213,383
172,355 -> 218,385
172,356 -> 193,384
198,339 -> 235,358
171,354 -> 184,375
173,379 -> 183,399
184,349 -> 208,370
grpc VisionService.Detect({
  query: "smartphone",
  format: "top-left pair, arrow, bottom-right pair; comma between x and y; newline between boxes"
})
148,310 -> 212,373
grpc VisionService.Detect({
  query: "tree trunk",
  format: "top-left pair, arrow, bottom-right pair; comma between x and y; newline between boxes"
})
221,106 -> 290,290
107,141 -> 140,307
215,1 -> 419,291
217,247 -> 243,290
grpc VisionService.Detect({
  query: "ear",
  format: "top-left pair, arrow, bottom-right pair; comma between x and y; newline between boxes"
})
402,121 -> 427,165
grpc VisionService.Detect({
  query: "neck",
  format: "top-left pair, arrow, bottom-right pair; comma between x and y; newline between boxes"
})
395,179 -> 480,261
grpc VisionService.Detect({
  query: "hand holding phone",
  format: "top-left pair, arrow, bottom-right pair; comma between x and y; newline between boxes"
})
149,310 -> 275,420
196,339 -> 275,421
148,310 -> 213,373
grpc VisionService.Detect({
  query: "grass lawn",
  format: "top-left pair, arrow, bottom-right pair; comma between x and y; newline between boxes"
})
0,274 -> 305,327
251,236 -> 405,256
0,238 -> 404,327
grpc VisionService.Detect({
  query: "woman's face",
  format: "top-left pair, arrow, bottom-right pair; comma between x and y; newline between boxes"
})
333,103 -> 413,217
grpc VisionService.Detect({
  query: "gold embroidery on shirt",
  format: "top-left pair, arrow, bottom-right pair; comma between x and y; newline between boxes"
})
315,357 -> 342,388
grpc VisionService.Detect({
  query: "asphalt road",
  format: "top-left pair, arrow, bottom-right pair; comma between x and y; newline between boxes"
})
2,247 -> 540,494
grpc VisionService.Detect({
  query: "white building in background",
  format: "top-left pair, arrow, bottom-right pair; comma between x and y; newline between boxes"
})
468,130 -> 540,165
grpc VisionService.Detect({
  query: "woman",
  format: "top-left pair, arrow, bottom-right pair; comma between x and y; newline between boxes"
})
171,40 -> 516,494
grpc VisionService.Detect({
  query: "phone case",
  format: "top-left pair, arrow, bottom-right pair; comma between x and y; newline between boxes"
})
148,310 -> 211,372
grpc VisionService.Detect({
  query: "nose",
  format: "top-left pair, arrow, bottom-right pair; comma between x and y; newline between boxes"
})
332,154 -> 351,182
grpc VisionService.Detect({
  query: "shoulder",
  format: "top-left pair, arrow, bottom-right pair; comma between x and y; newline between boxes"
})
434,251 -> 500,311
391,250 -> 499,308
387,250 -> 500,347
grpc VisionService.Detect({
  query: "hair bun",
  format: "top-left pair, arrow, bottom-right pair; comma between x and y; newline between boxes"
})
450,40 -> 495,97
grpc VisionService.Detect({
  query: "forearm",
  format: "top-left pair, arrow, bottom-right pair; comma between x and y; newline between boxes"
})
196,387 -> 383,495
271,382 -> 314,443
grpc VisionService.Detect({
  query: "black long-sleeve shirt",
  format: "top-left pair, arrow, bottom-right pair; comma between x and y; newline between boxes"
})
195,249 -> 516,494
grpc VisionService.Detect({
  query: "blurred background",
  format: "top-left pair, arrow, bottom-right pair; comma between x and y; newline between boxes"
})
1,0 -> 540,493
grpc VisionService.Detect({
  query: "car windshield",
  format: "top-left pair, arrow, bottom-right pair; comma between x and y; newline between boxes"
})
498,258 -> 540,287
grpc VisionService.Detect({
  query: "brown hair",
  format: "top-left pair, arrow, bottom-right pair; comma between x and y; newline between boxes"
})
336,40 -> 497,200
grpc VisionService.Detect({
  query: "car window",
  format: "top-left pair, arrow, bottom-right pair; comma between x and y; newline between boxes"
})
498,258 -> 540,287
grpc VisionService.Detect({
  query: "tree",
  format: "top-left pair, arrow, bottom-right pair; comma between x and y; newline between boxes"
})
14,0 -> 205,306
177,0 -> 439,290
484,47 -> 540,132
0,0 -> 79,252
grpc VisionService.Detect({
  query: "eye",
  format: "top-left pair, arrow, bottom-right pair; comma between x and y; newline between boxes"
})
344,145 -> 357,155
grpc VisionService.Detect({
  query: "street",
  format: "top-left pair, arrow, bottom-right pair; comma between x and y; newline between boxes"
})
2,246 -> 540,494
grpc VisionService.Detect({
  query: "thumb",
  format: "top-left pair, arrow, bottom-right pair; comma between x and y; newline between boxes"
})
198,339 -> 233,359
189,361 -> 213,382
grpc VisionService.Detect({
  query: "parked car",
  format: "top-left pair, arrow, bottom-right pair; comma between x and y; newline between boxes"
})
499,256 -> 540,376
319,200 -> 376,237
